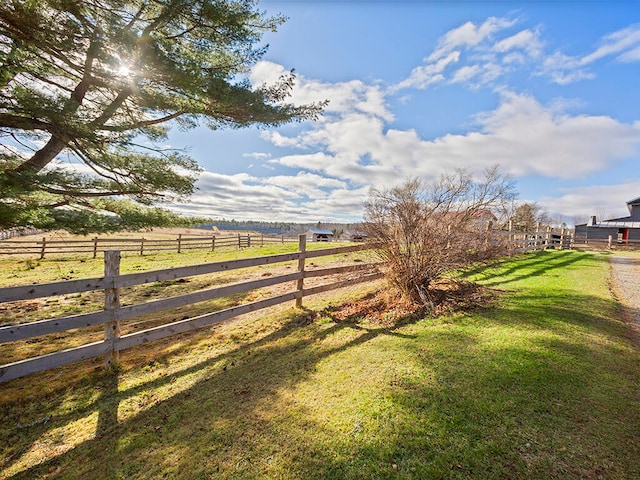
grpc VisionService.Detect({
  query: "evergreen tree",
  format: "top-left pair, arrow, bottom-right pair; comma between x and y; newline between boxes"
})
0,0 -> 323,232
510,202 -> 550,232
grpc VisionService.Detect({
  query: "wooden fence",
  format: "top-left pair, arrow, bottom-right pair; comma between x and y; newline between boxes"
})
0,227 -> 45,241
573,236 -> 640,250
506,229 -> 573,253
0,232 -> 296,258
0,236 -> 381,383
0,229 -> 574,259
0,228 -> 576,383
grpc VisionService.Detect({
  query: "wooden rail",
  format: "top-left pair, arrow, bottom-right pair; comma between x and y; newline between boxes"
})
504,230 -> 574,253
0,233 -> 296,258
573,236 -> 640,250
0,236 -> 381,382
0,227 -> 45,240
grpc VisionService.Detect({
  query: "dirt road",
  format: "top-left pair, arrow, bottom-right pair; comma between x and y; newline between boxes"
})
609,255 -> 640,342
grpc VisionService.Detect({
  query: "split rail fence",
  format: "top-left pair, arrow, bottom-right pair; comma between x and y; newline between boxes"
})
0,236 -> 381,383
573,236 -> 640,250
0,228 -> 45,241
0,233 -> 296,258
506,229 -> 573,253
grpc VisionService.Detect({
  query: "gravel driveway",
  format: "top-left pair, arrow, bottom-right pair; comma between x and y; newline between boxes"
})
609,255 -> 640,341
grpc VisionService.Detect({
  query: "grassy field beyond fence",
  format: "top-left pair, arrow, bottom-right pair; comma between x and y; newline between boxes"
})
1,250 -> 640,479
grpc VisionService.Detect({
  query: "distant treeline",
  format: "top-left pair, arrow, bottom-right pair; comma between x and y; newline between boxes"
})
195,220 -> 362,235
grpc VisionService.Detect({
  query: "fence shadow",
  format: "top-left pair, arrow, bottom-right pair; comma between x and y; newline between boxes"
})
0,290 -> 425,478
6,286 -> 638,479
463,250 -> 597,287
94,370 -> 120,480
4,249 -> 638,478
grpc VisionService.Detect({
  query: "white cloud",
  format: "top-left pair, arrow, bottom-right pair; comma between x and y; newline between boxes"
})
618,45 -> 640,63
451,64 -> 482,84
502,52 -> 526,64
243,152 -> 271,160
171,170 -> 361,222
429,17 -> 517,61
539,181 -> 640,221
394,51 -> 460,90
581,23 -> 640,64
539,52 -> 594,84
251,60 -> 393,121
267,89 -> 640,189
173,20 -> 640,222
302,186 -> 371,218
493,29 -> 543,58
271,152 -> 334,171
468,91 -> 640,177
173,171 -> 307,220
395,18 -> 640,88
394,17 -> 544,91
540,24 -> 640,84
172,86 -> 640,222
265,172 -> 346,200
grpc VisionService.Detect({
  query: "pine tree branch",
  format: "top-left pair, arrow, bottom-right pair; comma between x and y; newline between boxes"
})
0,114 -> 52,132
90,87 -> 132,127
99,111 -> 184,131
41,185 -> 160,197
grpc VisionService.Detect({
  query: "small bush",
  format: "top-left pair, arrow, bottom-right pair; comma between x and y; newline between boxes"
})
364,166 -> 515,307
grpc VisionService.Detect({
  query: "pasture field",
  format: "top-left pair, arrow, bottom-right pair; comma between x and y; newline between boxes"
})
1,249 -> 640,479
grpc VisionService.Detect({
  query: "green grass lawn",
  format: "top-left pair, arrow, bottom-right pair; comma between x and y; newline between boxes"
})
1,249 -> 640,479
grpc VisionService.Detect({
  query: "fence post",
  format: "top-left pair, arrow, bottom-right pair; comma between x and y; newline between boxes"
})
211,235 -> 216,252
238,233 -> 241,248
247,234 -> 251,248
608,235 -> 613,250
261,233 -> 264,246
104,250 -> 121,370
140,237 -> 145,256
296,234 -> 307,308
177,234 -> 182,254
508,220 -> 514,244
545,229 -> 550,249
40,237 -> 46,259
93,237 -> 99,259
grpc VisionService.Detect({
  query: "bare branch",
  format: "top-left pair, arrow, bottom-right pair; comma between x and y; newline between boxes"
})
364,167 -> 516,308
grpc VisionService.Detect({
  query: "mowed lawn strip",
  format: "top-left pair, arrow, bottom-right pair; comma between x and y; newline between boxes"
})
1,250 -> 640,479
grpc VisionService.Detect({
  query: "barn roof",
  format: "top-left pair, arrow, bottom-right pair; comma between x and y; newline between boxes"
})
584,195 -> 640,227
596,220 -> 640,229
627,196 -> 640,212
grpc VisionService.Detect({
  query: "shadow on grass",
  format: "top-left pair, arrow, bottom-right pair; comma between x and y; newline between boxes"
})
3,252 -> 640,479
296,288 -> 640,478
0,291 -> 426,479
463,249 -> 604,287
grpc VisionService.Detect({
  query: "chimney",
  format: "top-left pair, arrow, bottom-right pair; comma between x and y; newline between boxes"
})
588,215 -> 597,226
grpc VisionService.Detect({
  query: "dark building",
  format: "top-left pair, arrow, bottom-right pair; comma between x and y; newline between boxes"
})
343,231 -> 367,242
575,196 -> 640,242
306,229 -> 334,242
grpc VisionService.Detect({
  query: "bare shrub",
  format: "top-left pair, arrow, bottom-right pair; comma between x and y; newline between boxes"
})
364,166 -> 516,307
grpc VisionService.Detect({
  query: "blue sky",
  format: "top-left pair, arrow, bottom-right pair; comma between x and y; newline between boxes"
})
169,1 -> 640,225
